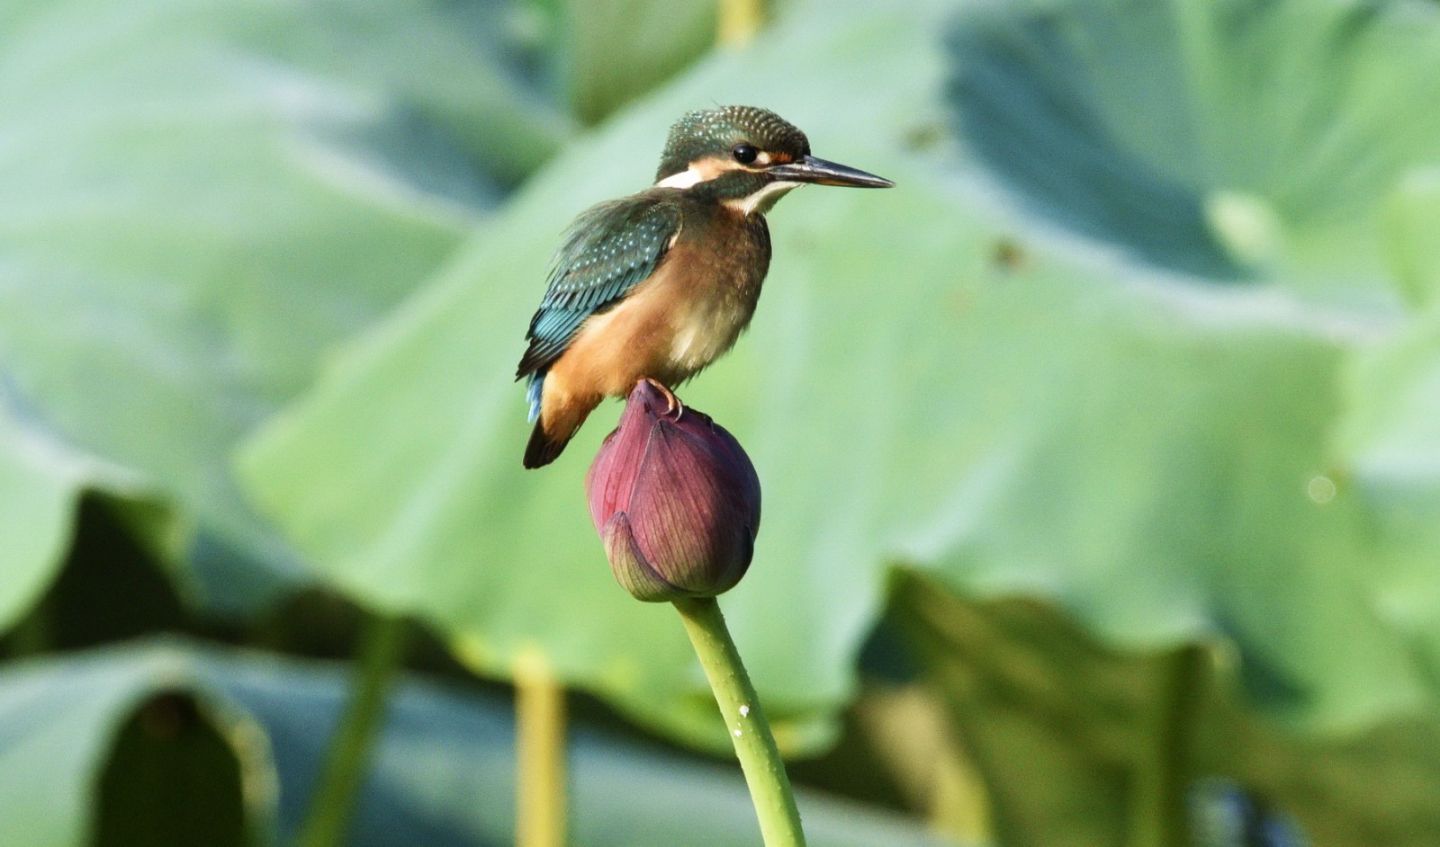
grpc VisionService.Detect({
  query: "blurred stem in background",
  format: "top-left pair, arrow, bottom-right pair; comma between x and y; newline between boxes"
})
674,597 -> 806,847
515,647 -> 568,847
297,614 -> 409,847
1127,646 -> 1206,847
718,0 -> 766,47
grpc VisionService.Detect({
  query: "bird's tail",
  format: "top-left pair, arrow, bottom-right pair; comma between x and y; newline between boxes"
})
522,371 -> 566,468
524,419 -> 573,469
522,373 -> 595,469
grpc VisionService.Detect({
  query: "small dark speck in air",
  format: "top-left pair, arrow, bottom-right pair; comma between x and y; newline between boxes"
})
901,121 -> 947,151
991,237 -> 1025,272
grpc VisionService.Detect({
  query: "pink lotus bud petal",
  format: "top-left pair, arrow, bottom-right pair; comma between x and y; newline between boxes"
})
586,381 -> 761,602
599,513 -> 676,602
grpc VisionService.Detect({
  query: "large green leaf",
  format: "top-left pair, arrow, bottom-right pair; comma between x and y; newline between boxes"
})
238,0 -> 1440,750
0,641 -> 956,847
0,421 -> 83,633
949,0 -> 1440,300
1383,168 -> 1440,308
0,392 -> 146,632
889,571 -> 1440,847
0,0 -> 571,611
1334,305 -> 1440,683
557,0 -> 718,124
0,644 -> 276,847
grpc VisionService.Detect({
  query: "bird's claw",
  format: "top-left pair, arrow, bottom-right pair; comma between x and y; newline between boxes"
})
643,377 -> 684,419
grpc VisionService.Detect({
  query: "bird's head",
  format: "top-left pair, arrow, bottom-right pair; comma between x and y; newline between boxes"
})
654,105 -> 892,215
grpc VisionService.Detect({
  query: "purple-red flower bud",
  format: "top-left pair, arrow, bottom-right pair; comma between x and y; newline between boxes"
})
586,381 -> 762,602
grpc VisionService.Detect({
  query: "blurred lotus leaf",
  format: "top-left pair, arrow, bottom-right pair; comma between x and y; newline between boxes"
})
0,0 -> 572,618
554,0 -> 719,124
0,640 -> 957,847
238,0 -> 1440,750
949,0 -> 1440,299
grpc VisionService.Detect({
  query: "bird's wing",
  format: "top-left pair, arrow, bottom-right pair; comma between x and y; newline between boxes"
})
516,193 -> 682,379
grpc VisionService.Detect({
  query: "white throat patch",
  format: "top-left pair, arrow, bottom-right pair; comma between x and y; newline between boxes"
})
725,181 -> 800,216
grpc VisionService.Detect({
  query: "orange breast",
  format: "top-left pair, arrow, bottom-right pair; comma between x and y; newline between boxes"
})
550,232 -> 766,399
550,273 -> 681,398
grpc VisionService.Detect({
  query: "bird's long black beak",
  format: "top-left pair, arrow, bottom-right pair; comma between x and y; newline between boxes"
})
767,155 -> 894,188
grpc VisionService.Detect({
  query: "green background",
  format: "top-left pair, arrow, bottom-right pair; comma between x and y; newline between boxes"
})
4,0 -> 1440,843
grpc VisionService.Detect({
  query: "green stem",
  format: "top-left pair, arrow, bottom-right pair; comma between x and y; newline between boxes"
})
514,648 -> 567,847
717,0 -> 765,47
297,614 -> 409,847
673,597 -> 806,847
1126,645 -> 1205,847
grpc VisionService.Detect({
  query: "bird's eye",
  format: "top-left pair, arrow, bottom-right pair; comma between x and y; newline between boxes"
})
732,143 -> 758,165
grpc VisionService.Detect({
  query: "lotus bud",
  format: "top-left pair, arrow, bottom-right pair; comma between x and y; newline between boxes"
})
586,380 -> 762,602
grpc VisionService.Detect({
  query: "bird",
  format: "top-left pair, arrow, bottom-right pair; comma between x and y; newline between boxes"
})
516,105 -> 893,468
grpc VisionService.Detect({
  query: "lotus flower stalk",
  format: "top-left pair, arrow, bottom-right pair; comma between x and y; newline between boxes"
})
586,380 -> 805,846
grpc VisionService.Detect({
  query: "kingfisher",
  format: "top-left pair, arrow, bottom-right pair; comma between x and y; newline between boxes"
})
516,105 -> 892,468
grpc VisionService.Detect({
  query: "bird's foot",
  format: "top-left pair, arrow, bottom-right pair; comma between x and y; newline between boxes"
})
642,377 -> 684,419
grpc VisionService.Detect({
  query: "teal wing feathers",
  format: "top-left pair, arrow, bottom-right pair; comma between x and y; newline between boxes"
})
516,193 -> 682,380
